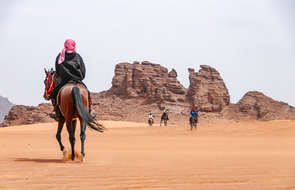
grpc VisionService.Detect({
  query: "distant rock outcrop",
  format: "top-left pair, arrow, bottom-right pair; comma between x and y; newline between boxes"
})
187,65 -> 230,112
110,61 -> 186,103
237,91 -> 295,120
0,103 -> 54,127
0,96 -> 14,122
222,91 -> 295,121
1,62 -> 295,127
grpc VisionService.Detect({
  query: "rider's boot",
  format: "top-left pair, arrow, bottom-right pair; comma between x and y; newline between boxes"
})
49,99 -> 62,121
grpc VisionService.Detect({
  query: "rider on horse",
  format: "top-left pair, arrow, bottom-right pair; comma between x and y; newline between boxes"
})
148,112 -> 154,120
49,39 -> 95,120
163,108 -> 169,118
190,106 -> 198,120
163,108 -> 169,114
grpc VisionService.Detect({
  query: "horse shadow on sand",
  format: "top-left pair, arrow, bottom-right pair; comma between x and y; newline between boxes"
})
14,158 -> 63,163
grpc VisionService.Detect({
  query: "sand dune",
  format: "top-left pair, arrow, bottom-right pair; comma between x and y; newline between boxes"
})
0,120 -> 294,190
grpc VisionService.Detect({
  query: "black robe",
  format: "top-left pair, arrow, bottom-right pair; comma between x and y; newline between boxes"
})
55,52 -> 86,82
50,52 -> 86,99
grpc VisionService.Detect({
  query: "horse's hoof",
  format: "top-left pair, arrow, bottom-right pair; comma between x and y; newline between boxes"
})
82,156 -> 86,163
62,150 -> 67,156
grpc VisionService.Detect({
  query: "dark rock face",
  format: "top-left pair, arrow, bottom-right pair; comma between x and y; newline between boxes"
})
0,96 -> 14,122
236,91 -> 295,121
187,65 -> 230,112
110,61 -> 186,103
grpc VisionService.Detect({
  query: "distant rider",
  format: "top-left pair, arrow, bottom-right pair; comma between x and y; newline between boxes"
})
163,108 -> 169,120
190,106 -> 198,120
163,108 -> 169,114
148,112 -> 154,120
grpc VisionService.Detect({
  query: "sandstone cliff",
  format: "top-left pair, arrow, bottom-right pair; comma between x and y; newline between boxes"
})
110,61 -> 186,103
1,62 -> 295,127
188,65 -> 230,112
0,103 -> 54,127
222,91 -> 295,121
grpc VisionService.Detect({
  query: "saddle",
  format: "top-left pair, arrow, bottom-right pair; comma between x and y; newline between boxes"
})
190,115 -> 197,122
56,80 -> 92,106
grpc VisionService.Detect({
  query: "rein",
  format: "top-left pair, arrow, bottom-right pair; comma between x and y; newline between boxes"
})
45,72 -> 55,98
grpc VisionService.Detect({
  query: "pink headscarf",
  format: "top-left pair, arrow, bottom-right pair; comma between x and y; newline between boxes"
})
58,39 -> 76,64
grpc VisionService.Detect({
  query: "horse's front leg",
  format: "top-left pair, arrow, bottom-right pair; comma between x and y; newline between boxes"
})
56,118 -> 65,152
80,120 -> 86,161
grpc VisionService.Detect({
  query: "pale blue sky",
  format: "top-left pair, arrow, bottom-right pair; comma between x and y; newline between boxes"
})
0,0 -> 294,106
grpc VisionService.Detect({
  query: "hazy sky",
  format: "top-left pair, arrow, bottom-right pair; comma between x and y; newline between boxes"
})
0,0 -> 294,106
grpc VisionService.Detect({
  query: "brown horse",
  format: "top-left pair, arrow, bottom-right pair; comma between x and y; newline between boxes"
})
43,68 -> 104,161
160,112 -> 169,127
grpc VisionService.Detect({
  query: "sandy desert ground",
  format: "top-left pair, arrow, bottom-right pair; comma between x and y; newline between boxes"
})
0,120 -> 295,190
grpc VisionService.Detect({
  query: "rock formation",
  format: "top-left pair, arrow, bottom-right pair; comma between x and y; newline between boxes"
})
0,96 -> 14,122
1,62 -> 295,127
187,65 -> 230,112
0,103 -> 54,127
237,91 -> 295,120
110,61 -> 186,103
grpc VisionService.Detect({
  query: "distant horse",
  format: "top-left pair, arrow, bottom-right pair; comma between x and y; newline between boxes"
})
189,116 -> 198,130
160,112 -> 169,126
148,118 -> 153,126
43,68 -> 104,161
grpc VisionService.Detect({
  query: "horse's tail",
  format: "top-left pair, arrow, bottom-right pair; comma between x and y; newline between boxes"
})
71,87 -> 104,132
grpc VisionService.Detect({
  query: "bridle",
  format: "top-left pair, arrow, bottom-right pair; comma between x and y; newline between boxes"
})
45,72 -> 55,99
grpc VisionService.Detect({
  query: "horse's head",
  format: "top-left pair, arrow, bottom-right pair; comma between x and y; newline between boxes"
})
43,68 -> 56,100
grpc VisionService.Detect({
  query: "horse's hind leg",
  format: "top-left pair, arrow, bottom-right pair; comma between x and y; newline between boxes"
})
66,120 -> 76,161
80,120 -> 86,159
56,118 -> 65,152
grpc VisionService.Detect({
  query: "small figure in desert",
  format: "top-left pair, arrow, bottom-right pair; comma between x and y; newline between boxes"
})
189,106 -> 198,130
148,112 -> 154,126
160,108 -> 169,126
